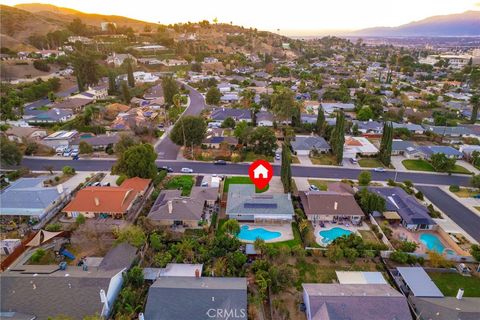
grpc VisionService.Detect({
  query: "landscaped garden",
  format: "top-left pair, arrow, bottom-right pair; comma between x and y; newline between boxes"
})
165,175 -> 194,196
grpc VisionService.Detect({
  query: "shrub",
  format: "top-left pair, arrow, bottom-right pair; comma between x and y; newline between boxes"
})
62,166 -> 75,175
449,185 -> 460,192
45,223 -> 61,232
33,60 -> 50,72
358,171 -> 372,186
415,191 -> 424,200
399,241 -> 418,253
153,170 -> 167,186
116,174 -> 127,186
76,214 -> 86,225
30,249 -> 46,263
54,176 -> 60,182
390,251 -> 409,264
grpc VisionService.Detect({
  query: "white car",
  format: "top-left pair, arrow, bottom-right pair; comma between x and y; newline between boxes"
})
373,167 -> 385,172
70,149 -> 79,157
309,184 -> 320,191
181,168 -> 194,173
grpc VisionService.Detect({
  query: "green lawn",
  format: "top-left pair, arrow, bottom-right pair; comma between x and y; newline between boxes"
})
450,165 -> 472,175
428,272 -> 480,297
243,151 -> 273,163
223,176 -> 268,193
358,158 -> 385,168
165,175 -> 194,196
310,153 -> 337,165
307,179 -> 329,191
402,159 -> 435,172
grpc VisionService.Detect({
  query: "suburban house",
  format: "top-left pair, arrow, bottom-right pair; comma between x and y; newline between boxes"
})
144,277 -> 247,320
63,177 -> 151,219
51,98 -> 92,113
202,134 -> 238,149
299,191 -> 364,224
0,243 -> 137,320
368,187 -> 436,231
291,135 -> 331,155
352,120 -> 383,134
301,113 -> 317,124
416,146 -> 463,160
343,136 -> 379,158
106,53 -> 137,66
27,108 -> 74,124
147,187 -> 218,228
5,126 -> 47,143
40,130 -> 78,149
392,122 -> 425,134
392,139 -> 417,156
70,134 -> 121,151
321,102 -> 355,115
423,125 -> 472,139
211,108 -> 251,123
144,84 -> 164,100
256,111 -> 274,127
226,184 -> 294,223
0,178 -> 70,224
411,296 -> 480,320
302,283 -> 412,320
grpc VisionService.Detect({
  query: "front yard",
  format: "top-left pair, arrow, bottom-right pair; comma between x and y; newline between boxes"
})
223,176 -> 269,193
358,158 -> 385,168
165,175 -> 194,196
428,272 -> 480,297
310,153 -> 337,165
451,187 -> 479,198
402,159 -> 471,174
307,179 -> 330,191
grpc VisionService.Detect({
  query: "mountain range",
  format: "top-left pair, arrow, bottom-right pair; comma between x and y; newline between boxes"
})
351,10 -> 480,37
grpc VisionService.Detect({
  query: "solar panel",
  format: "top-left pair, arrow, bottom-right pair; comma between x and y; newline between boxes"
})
244,203 -> 277,209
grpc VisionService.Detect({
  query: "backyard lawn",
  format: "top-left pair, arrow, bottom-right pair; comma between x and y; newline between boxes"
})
310,153 -> 337,165
402,159 -> 435,172
358,158 -> 385,168
223,176 -> 268,193
428,272 -> 480,297
165,175 -> 194,196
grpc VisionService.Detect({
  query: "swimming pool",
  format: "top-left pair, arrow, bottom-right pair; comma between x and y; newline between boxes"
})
319,227 -> 352,244
419,233 -> 446,253
237,225 -> 281,241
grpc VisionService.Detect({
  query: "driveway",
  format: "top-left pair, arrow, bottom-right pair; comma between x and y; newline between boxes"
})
294,177 -> 311,192
417,186 -> 480,243
297,155 -> 313,165
390,156 -> 408,171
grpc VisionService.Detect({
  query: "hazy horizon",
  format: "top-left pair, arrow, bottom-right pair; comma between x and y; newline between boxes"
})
3,0 -> 480,36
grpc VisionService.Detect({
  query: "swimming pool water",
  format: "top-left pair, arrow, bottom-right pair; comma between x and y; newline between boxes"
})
419,233 -> 445,253
237,225 -> 281,241
319,227 -> 352,244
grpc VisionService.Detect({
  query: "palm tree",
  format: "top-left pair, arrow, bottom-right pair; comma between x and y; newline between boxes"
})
222,219 -> 240,236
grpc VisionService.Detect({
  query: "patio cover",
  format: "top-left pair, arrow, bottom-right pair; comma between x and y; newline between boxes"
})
383,211 -> 401,220
336,271 -> 387,285
397,267 -> 444,297
26,230 -> 63,247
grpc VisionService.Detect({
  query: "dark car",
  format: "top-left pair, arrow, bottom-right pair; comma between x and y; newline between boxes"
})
214,160 -> 227,165
72,155 -> 79,160
158,166 -> 173,172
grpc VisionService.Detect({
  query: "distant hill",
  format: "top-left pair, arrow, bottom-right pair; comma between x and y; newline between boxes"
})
352,11 -> 480,37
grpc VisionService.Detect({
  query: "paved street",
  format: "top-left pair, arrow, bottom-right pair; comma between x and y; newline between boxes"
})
155,83 -> 207,159
417,186 -> 480,242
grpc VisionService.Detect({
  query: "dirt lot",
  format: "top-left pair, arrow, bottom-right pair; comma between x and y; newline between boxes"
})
0,60 -> 59,81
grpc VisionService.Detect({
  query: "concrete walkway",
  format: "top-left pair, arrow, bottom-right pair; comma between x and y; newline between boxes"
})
457,160 -> 480,175
390,156 -> 408,171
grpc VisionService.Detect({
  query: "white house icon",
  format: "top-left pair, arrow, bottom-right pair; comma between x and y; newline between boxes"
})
253,164 -> 269,179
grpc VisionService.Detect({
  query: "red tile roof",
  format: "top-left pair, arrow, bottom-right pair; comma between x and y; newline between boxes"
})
63,187 -> 137,214
120,177 -> 151,194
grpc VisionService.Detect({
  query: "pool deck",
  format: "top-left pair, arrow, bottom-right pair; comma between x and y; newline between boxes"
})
313,222 -> 370,247
238,223 -> 294,243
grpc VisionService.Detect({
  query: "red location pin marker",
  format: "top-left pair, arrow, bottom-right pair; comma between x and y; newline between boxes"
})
248,160 -> 273,190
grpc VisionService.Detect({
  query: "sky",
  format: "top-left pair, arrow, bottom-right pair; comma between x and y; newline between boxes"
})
4,0 -> 480,35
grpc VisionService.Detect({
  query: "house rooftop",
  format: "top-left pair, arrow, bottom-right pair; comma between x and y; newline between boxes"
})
396,267 -> 444,297
291,135 -> 330,152
299,191 -> 364,216
62,186 -> 137,214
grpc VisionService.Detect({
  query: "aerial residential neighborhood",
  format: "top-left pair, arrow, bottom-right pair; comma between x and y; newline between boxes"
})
1,1 -> 480,319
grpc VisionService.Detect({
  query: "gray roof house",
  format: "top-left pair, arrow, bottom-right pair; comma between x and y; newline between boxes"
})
256,111 -> 274,126
321,102 -> 355,115
0,178 -> 69,221
423,125 -> 472,137
70,134 -> 121,150
416,145 -> 463,159
302,283 -> 412,320
0,243 -> 137,320
412,296 -> 480,320
291,135 -> 331,155
392,139 -> 416,155
211,108 -> 251,122
301,113 -> 317,124
226,184 -> 294,223
26,109 -> 74,124
392,122 -> 425,134
352,120 -> 383,134
368,187 -> 436,230
144,277 -> 247,320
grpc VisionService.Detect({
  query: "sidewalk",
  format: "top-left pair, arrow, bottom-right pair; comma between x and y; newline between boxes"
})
439,185 -> 480,219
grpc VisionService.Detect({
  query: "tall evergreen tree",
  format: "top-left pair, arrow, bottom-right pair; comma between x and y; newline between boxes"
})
108,71 -> 116,95
378,121 -> 393,166
280,142 -> 292,193
121,81 -> 131,104
330,111 -> 345,165
126,59 -> 135,87
470,95 -> 479,124
76,75 -> 85,92
316,105 -> 325,136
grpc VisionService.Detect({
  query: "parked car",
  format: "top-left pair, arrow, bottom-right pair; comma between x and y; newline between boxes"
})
201,182 -> 208,187
72,155 -> 79,160
181,168 -> 194,173
214,160 -> 227,165
309,184 -> 320,191
159,166 -> 173,172
275,154 -> 281,160
350,158 -> 358,164
92,182 -> 101,186
56,146 -> 67,156
70,149 -> 79,157
373,167 -> 385,172
62,149 -> 72,157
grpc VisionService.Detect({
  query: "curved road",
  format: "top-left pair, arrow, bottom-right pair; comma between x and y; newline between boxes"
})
155,83 -> 207,159
20,158 -> 471,187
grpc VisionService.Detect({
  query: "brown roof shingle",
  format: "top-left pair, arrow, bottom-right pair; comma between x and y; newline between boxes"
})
299,191 -> 364,216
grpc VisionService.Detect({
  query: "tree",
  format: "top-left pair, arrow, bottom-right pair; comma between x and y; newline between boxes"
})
399,241 -> 418,253
0,137 -> 22,166
108,71 -> 116,95
205,86 -> 221,105
170,115 -> 207,147
121,81 -> 131,104
240,89 -> 255,109
248,127 -> 277,156
471,174 -> 480,188
222,219 -> 240,236
470,244 -> 480,261
68,18 -> 88,35
316,105 -> 325,136
233,121 -> 251,145
115,226 -> 146,248
431,153 -> 456,172
356,106 -> 374,121
358,171 -> 371,186
113,144 -> 158,179
378,121 -> 393,166
326,245 -> 344,263
114,134 -> 137,155
79,141 -> 93,154
162,76 -> 179,106
126,59 -> 135,87
222,117 -> 236,128
72,51 -> 100,88
470,95 -> 480,124
281,143 -> 292,193
356,188 -> 386,213
62,166 -> 76,175
330,111 -> 345,164
271,87 -> 296,122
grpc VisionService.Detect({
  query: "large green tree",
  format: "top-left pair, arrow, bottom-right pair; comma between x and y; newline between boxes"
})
126,59 -> 135,87
431,153 -> 456,172
162,76 -> 179,106
170,115 -> 207,147
0,136 -> 22,166
271,87 -> 296,122
378,121 -> 393,166
121,81 -> 131,104
113,143 -> 157,178
281,142 -> 292,193
316,105 -> 325,136
248,127 -> 277,156
72,51 -> 100,90
206,87 -> 221,105
330,111 -> 345,164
